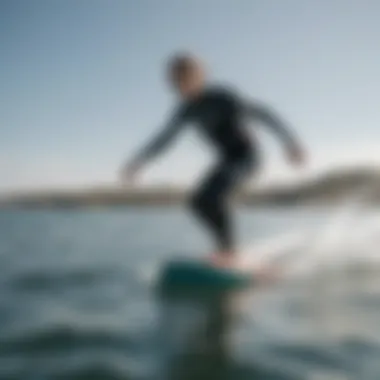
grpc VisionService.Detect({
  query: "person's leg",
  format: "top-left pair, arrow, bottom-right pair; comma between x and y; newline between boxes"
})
190,171 -> 232,252
189,158 -> 252,261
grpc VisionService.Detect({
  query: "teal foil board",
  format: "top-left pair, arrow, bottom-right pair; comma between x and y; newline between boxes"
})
158,259 -> 253,290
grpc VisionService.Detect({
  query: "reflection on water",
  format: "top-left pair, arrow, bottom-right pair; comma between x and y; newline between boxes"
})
158,289 -> 234,380
157,287 -> 297,380
155,259 -> 380,380
0,208 -> 379,379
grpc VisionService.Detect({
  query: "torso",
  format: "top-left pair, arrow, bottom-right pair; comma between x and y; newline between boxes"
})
180,86 -> 254,160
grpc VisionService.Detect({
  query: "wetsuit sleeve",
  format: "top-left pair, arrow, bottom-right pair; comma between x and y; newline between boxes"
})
244,101 -> 300,149
130,106 -> 187,166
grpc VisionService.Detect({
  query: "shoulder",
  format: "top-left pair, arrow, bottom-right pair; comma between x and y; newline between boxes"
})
205,83 -> 241,101
206,84 -> 263,112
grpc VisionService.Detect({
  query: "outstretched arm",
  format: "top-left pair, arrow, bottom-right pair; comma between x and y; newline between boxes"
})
132,115 -> 185,165
244,101 -> 306,165
245,102 -> 299,149
122,107 -> 187,182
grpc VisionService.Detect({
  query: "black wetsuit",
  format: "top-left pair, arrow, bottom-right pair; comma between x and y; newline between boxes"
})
132,86 -> 298,252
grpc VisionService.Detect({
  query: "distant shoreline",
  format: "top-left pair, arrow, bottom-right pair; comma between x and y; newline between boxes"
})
1,167 -> 380,209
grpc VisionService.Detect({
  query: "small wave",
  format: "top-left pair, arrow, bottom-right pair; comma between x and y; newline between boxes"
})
269,342 -> 348,371
55,364 -> 131,380
0,354 -> 136,380
7,266 -> 122,292
0,324 -> 135,355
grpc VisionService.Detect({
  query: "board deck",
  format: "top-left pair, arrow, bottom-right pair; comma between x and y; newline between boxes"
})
158,258 -> 254,290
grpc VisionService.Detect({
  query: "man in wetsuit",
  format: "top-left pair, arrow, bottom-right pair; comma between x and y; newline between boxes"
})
122,53 -> 306,267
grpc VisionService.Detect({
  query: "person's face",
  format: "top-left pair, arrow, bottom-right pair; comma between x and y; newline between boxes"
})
170,65 -> 205,99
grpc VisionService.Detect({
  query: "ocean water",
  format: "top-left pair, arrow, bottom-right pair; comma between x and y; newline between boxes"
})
0,206 -> 379,380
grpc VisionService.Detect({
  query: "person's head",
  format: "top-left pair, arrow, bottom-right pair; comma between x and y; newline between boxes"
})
167,53 -> 206,99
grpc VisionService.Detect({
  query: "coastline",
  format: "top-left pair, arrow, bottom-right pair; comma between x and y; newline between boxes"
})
1,167 -> 380,209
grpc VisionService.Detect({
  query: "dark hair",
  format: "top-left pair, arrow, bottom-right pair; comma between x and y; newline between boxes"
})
167,53 -> 199,81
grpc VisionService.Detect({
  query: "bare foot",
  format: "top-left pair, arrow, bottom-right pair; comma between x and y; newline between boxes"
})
208,252 -> 236,268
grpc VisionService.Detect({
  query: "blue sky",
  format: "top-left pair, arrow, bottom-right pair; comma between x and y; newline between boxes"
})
1,0 -> 380,192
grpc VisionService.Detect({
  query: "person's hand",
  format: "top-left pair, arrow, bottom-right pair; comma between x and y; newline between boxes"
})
120,161 -> 142,186
286,144 -> 307,167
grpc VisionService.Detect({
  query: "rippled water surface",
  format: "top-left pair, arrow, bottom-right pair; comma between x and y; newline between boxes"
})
0,207 -> 379,380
